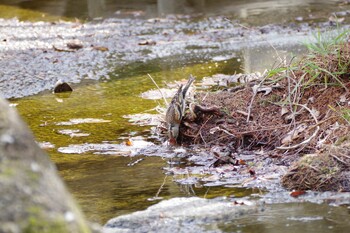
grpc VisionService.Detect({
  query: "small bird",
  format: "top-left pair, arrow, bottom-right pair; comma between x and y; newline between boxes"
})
165,75 -> 195,144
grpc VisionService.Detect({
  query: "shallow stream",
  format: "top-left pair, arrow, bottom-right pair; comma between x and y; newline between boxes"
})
4,0 -> 350,231
11,58 -> 252,223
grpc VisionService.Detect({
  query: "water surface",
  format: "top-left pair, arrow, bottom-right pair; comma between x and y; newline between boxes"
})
12,58 -> 248,224
4,0 -> 350,230
0,0 -> 348,25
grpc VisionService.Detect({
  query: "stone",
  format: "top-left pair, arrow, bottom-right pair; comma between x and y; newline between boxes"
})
0,97 -> 98,233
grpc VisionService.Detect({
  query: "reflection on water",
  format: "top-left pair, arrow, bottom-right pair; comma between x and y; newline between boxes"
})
0,0 -> 347,25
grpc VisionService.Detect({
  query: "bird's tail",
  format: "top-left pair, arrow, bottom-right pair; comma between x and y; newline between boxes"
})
182,74 -> 195,97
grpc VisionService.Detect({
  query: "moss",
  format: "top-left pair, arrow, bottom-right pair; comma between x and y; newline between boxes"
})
23,206 -> 93,233
24,207 -> 68,233
24,217 -> 67,233
26,170 -> 40,183
0,167 -> 15,177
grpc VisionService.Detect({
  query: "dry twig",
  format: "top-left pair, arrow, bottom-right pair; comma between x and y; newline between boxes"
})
277,103 -> 320,150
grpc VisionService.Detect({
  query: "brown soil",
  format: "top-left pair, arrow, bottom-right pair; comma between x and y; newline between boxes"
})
173,46 -> 350,192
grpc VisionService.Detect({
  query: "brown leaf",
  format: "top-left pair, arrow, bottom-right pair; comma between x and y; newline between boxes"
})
93,46 -> 109,52
281,123 -> 307,145
67,42 -> 83,50
290,190 -> 306,198
125,139 -> 133,146
239,159 -> 246,165
53,45 -> 74,52
248,169 -> 256,176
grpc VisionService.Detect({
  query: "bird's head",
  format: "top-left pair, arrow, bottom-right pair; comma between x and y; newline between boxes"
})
168,124 -> 179,145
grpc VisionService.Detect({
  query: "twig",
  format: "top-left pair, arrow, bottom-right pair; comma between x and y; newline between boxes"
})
246,73 -> 269,122
154,175 -> 167,199
195,116 -> 213,144
329,154 -> 347,165
276,103 -> 320,150
147,73 -> 168,106
210,126 -> 236,137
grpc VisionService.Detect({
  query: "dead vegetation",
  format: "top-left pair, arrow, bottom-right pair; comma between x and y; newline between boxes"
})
282,143 -> 350,191
165,32 -> 350,192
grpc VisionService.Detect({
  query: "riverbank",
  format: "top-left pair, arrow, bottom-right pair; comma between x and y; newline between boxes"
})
156,30 -> 350,193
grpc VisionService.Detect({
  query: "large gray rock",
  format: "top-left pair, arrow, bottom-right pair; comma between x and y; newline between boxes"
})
0,98 -> 97,233
103,197 -> 262,233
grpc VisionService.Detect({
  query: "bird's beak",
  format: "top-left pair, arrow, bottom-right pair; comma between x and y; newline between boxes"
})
169,137 -> 177,145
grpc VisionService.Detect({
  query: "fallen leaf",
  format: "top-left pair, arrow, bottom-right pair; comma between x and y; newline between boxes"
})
340,94 -> 347,103
53,45 -> 74,52
93,46 -> 109,52
125,139 -> 133,146
290,190 -> 306,197
281,106 -> 289,116
281,123 -> 307,145
249,169 -> 256,176
67,42 -> 83,50
239,159 -> 246,165
252,85 -> 272,95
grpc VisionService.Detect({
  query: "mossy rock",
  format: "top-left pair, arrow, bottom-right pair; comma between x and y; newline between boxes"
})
0,98 -> 98,233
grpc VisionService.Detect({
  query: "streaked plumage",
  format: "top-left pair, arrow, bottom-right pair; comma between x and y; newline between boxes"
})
165,75 -> 195,144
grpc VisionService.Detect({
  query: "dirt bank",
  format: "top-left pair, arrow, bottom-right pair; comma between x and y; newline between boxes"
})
162,39 -> 350,192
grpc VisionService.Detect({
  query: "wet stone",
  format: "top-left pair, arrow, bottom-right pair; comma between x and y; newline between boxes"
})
54,81 -> 73,93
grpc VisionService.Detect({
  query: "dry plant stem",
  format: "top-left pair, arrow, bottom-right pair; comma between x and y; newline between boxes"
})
246,60 -> 285,122
213,126 -> 236,137
154,175 -> 168,198
288,69 -> 301,128
147,73 -> 168,106
195,115 -> 213,144
329,154 -> 347,165
277,103 -> 320,150
199,131 -> 207,146
246,76 -> 265,122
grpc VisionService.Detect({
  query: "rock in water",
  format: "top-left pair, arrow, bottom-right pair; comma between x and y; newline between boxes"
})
54,80 -> 73,93
0,97 -> 97,233
104,197 -> 261,233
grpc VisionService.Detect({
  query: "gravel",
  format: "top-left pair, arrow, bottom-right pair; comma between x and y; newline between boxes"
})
0,16 -> 335,99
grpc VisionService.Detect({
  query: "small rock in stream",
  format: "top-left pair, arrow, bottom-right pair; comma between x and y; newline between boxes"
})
53,80 -> 73,93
